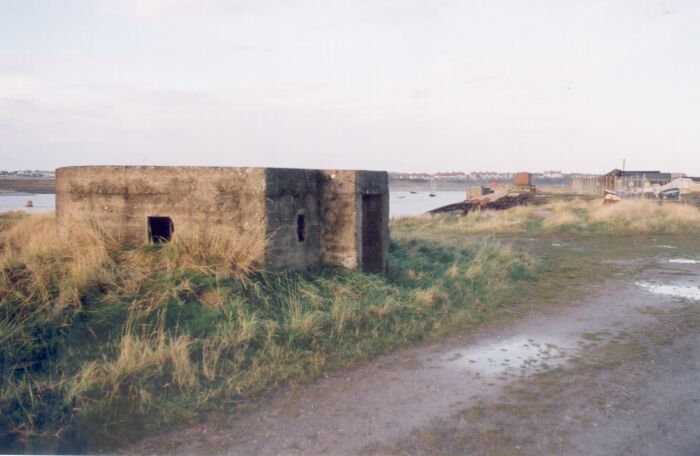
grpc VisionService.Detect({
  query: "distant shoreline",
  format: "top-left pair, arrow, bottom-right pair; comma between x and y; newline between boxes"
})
0,190 -> 36,196
0,178 -> 566,195
0,178 -> 56,194
0,178 -> 470,195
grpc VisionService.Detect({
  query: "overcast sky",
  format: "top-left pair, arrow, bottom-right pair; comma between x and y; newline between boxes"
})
1,0 -> 699,174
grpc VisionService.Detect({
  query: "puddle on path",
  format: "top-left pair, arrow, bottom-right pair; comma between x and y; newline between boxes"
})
446,337 -> 566,375
636,281 -> 700,300
668,259 -> 699,264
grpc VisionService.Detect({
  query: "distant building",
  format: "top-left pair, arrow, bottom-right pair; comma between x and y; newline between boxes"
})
388,172 -> 431,182
466,171 -> 514,182
570,169 -> 673,196
0,169 -> 55,178
433,171 -> 466,180
611,170 -> 671,195
541,170 -> 564,179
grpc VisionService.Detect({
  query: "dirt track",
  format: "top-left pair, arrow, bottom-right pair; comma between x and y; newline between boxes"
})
127,241 -> 700,455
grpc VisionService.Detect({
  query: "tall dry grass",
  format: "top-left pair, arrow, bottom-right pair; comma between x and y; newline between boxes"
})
122,226 -> 266,281
393,199 -> 700,237
0,213 -> 113,310
116,227 -> 267,313
587,199 -> 700,233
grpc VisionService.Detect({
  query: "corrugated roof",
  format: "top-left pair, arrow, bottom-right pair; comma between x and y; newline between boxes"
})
619,171 -> 671,180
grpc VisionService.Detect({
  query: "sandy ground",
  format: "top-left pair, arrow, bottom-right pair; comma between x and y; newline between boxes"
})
126,244 -> 700,456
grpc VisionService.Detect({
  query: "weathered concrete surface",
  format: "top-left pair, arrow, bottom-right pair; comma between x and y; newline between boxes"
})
56,166 -> 266,245
319,170 -> 359,269
264,168 -> 321,271
318,170 -> 389,273
56,166 -> 389,273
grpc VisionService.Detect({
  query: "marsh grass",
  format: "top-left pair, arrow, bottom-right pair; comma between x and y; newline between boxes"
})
0,212 -> 536,452
393,199 -> 700,238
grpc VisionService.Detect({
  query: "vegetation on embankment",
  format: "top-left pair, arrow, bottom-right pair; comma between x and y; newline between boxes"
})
0,212 -> 536,452
393,199 -> 700,238
0,178 -> 56,194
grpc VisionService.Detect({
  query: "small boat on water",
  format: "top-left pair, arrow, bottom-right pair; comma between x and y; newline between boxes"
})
428,178 -> 436,197
410,190 -> 417,194
429,193 -> 436,197
25,200 -> 33,208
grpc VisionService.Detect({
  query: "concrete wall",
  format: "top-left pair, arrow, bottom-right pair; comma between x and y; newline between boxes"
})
319,170 -> 359,269
264,168 -> 321,271
56,166 -> 266,245
571,176 -> 604,195
318,170 -> 389,272
570,175 -> 620,195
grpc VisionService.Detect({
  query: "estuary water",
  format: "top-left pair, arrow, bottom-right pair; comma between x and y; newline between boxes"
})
389,190 -> 465,217
0,193 -> 56,213
0,191 -> 466,218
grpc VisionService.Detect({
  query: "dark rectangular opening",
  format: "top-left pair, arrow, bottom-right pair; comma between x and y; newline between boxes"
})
361,194 -> 384,273
148,216 -> 173,243
296,214 -> 305,242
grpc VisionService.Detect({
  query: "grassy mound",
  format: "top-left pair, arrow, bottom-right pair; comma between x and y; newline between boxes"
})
0,212 -> 536,452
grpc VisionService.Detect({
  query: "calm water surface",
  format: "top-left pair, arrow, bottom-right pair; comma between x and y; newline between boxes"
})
0,191 -> 465,218
389,190 -> 465,217
0,193 -> 56,214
